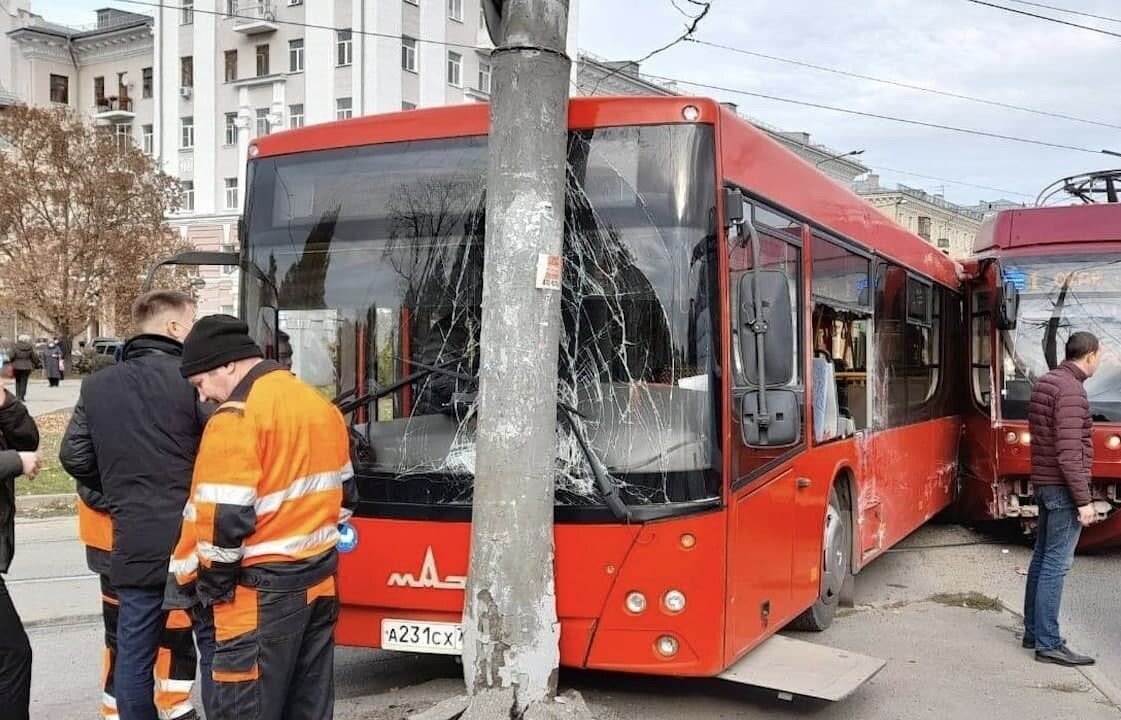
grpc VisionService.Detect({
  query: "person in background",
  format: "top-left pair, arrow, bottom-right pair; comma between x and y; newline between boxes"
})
1023,331 -> 1101,667
61,291 -> 211,720
42,340 -> 64,389
169,315 -> 355,720
0,374 -> 41,720
8,336 -> 36,403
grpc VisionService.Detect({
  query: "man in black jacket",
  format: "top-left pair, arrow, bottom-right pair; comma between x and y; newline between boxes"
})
61,290 -> 209,720
0,379 -> 40,720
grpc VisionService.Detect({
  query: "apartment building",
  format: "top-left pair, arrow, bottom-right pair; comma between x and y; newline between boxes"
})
154,0 -> 579,314
856,175 -> 983,258
5,7 -> 155,143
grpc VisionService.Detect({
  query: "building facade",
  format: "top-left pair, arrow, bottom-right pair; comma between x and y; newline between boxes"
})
856,175 -> 983,258
154,0 -> 578,314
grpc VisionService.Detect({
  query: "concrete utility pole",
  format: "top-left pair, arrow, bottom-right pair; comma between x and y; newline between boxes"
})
459,0 -> 581,718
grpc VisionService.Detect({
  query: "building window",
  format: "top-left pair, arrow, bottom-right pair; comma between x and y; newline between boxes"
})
402,101 -> 416,111
337,29 -> 353,66
180,56 -> 193,89
336,97 -> 352,120
917,215 -> 932,240
448,0 -> 463,21
181,181 -> 195,212
288,39 -> 304,72
221,244 -> 236,275
225,0 -> 235,16
401,37 -> 417,72
256,108 -> 270,136
256,44 -> 270,77
224,50 -> 238,82
181,116 -> 194,149
94,76 -> 105,103
181,0 -> 194,24
447,51 -> 462,87
49,74 -> 69,104
114,123 -> 132,150
225,178 -> 239,210
142,67 -> 153,98
477,60 -> 491,94
117,72 -> 127,98
221,304 -> 235,315
142,124 -> 153,154
937,237 -> 950,250
225,112 -> 238,145
289,103 -> 304,128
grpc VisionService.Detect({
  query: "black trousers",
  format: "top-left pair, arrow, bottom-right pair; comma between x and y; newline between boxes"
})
0,575 -> 31,720
12,371 -> 30,402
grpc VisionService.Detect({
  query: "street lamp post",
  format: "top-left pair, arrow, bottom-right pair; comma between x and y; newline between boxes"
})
815,148 -> 865,168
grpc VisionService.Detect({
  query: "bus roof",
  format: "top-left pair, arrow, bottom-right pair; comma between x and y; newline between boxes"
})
715,106 -> 961,289
972,203 -> 1121,255
250,95 -> 960,288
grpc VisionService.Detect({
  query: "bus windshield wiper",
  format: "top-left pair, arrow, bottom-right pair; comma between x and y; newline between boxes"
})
558,403 -> 631,522
335,357 -> 470,415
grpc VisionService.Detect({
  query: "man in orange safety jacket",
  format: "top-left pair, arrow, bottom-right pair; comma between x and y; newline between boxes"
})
167,315 -> 355,720
76,489 -> 199,720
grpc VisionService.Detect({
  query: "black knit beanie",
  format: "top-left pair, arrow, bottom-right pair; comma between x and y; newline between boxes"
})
180,314 -> 264,378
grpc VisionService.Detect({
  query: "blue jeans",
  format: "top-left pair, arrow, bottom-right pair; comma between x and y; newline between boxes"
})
115,586 -> 165,720
1024,485 -> 1083,652
115,587 -> 217,720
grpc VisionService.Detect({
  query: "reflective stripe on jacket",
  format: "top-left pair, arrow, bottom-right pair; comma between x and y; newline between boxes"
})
168,361 -> 355,607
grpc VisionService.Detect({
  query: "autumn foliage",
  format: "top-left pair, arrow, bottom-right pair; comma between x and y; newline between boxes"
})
0,105 -> 187,339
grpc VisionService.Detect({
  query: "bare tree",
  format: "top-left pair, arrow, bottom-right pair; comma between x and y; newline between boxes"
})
0,105 -> 185,340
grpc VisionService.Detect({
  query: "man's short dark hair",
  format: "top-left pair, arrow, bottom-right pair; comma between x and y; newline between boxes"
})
1066,331 -> 1100,361
132,290 -> 195,327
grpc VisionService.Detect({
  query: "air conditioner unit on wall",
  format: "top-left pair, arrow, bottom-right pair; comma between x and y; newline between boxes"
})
180,86 -> 193,99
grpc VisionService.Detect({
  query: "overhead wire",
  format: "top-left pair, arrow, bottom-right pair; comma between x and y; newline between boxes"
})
958,0 -> 1121,39
1002,0 -> 1121,24
639,72 -> 1116,156
686,38 -> 1121,131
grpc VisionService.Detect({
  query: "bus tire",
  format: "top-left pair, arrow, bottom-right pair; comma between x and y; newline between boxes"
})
790,485 -> 852,632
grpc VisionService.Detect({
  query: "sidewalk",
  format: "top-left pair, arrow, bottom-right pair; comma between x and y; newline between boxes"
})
19,377 -> 82,418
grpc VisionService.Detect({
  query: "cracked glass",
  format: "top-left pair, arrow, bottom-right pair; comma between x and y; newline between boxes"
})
242,124 -> 721,512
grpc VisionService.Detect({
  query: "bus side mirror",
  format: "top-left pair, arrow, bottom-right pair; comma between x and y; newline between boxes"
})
741,389 -> 801,447
738,270 -> 794,387
995,280 -> 1019,330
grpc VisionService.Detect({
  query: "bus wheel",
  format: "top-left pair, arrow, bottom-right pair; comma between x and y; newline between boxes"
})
790,486 -> 852,632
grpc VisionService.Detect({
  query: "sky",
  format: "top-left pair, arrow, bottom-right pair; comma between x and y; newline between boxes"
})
34,0 -> 1121,205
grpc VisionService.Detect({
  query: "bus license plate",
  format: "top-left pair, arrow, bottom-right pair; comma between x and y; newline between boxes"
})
381,619 -> 463,655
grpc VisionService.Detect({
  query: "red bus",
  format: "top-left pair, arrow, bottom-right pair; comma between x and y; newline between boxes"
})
960,175 -> 1121,552
231,96 -> 963,697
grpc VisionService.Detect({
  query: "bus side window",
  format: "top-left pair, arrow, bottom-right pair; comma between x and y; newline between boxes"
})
810,233 -> 870,441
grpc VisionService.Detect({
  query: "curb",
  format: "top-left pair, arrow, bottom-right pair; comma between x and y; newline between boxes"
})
15,493 -> 76,514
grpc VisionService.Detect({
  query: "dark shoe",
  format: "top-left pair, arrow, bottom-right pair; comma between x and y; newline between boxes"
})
1036,646 -> 1095,666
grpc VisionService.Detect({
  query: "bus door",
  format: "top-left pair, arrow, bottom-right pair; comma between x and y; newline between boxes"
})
724,198 -> 806,656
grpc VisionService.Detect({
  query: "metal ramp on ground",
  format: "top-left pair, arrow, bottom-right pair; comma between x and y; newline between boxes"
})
718,633 -> 886,701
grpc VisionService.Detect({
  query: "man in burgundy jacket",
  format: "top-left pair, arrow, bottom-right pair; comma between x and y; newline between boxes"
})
1024,331 -> 1100,666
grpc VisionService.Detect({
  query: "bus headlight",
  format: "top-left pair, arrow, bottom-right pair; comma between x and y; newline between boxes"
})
625,592 -> 647,614
663,590 -> 687,614
1107,435 -> 1121,450
656,635 -> 679,657
1020,432 -> 1031,445
1005,431 -> 1018,445
682,105 -> 700,122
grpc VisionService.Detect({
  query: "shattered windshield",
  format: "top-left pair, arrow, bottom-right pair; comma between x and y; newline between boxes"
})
243,124 -> 720,510
999,255 -> 1121,422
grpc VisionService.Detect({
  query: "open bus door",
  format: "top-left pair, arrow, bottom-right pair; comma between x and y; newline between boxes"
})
142,250 -> 282,361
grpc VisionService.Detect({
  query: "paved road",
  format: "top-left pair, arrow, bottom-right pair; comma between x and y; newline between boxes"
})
13,518 -> 1121,719
15,378 -> 82,418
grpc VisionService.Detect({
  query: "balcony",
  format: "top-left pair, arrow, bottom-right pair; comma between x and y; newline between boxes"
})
93,96 -> 135,122
233,2 -> 278,34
